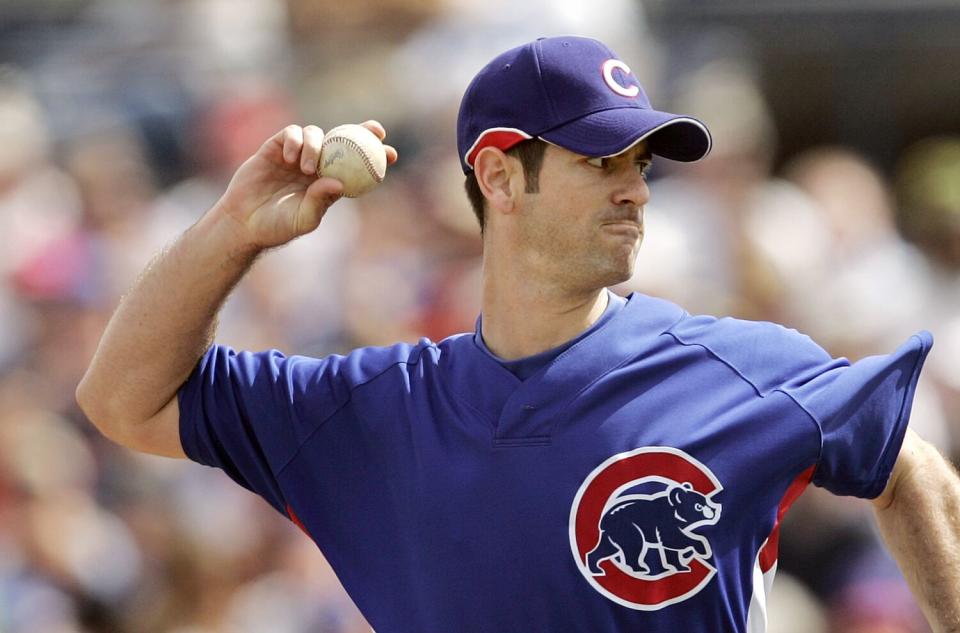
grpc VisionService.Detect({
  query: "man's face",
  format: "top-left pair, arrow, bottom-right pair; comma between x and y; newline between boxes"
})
513,141 -> 652,292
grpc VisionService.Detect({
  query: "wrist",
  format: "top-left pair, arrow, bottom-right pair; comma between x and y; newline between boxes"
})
202,201 -> 267,259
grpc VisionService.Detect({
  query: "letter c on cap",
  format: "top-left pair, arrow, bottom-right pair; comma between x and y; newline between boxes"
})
602,59 -> 640,98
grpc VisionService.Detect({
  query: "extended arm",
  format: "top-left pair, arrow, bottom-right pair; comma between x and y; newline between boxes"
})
872,428 -> 960,632
76,122 -> 396,457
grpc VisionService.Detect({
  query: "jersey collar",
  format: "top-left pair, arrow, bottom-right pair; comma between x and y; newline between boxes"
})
441,292 -> 685,443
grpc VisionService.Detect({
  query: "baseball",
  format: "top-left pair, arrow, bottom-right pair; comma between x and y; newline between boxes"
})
317,124 -> 388,198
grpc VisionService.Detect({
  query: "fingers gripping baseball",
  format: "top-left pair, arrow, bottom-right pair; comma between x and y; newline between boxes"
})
215,123 -> 396,249
336,120 -> 399,167
280,124 -> 304,165
279,124 -> 344,235
286,121 -> 397,174
300,125 -> 324,175
360,120 -> 400,164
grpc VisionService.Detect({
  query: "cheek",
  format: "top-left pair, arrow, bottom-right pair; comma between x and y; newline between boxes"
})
519,182 -> 598,245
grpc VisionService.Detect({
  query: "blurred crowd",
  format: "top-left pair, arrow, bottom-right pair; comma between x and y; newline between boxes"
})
1,1 -> 959,632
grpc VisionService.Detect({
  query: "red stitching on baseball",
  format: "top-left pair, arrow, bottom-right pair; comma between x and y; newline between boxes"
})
323,136 -> 384,183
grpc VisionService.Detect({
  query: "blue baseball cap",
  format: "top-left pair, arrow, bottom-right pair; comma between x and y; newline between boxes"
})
457,36 -> 712,174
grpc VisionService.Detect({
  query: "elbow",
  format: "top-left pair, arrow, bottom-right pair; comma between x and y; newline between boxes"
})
75,374 -> 101,426
75,374 -> 126,445
75,375 -> 183,458
75,374 -> 96,426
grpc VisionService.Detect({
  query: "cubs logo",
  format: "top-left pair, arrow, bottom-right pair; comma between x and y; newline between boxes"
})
569,447 -> 723,610
601,59 -> 640,98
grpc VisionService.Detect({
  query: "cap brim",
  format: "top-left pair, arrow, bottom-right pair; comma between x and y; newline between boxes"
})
539,108 -> 712,162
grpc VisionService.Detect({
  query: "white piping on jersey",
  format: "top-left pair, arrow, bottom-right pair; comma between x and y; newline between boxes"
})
745,547 -> 776,633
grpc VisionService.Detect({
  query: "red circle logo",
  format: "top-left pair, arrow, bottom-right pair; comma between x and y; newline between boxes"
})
569,447 -> 723,610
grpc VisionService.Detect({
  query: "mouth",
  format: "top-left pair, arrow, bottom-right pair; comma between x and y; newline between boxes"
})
600,221 -> 643,237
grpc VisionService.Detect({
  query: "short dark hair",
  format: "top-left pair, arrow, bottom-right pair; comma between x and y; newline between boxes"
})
463,138 -> 548,232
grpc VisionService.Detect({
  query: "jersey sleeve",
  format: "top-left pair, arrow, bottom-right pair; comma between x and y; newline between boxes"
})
785,331 -> 933,499
670,316 -> 934,500
178,341 -> 429,515
177,345 -> 346,515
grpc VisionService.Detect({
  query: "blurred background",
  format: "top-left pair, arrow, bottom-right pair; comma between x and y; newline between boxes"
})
1,0 -> 959,631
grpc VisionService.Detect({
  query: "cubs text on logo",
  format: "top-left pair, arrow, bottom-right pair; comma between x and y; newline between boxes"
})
569,447 -> 723,610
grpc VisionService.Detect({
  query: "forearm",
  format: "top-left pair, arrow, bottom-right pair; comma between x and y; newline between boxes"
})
76,122 -> 390,455
77,205 -> 261,433
874,432 -> 960,632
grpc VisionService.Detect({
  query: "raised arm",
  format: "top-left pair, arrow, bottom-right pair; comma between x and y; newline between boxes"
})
76,122 -> 397,458
872,428 -> 960,632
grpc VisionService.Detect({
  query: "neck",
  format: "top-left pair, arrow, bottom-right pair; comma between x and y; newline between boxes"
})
480,261 -> 609,361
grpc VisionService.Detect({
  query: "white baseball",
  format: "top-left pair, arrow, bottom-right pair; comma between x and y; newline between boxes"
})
317,124 -> 387,198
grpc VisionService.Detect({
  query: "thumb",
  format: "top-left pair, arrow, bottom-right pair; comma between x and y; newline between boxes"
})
296,177 -> 344,234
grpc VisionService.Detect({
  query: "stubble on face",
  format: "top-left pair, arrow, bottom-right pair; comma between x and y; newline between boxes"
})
514,146 -> 645,293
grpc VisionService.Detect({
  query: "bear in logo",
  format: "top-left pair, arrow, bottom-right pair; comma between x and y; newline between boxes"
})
586,482 -> 720,576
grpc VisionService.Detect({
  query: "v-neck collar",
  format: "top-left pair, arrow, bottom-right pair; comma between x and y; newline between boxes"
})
442,293 -> 685,443
472,290 -> 626,381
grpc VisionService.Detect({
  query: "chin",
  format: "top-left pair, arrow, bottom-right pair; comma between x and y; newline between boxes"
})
593,258 -> 635,289
570,241 -> 639,289
609,244 -> 640,282
607,266 -> 635,288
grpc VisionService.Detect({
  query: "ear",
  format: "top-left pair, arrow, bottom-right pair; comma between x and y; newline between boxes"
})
474,147 -> 521,216
669,485 -> 685,506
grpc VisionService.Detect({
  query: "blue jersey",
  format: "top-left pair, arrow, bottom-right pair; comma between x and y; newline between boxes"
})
178,292 -> 932,633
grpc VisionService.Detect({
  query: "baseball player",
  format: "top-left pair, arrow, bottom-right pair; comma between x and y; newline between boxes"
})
77,36 -> 960,632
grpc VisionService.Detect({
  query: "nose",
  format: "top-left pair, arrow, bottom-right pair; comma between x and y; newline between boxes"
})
612,168 -> 651,208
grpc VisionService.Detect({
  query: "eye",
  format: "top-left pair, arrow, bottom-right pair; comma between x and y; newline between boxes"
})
635,160 -> 652,178
586,156 -> 606,168
695,503 -> 703,511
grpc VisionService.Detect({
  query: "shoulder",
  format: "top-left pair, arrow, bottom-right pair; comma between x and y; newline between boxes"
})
666,313 -> 834,395
323,337 -> 442,388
